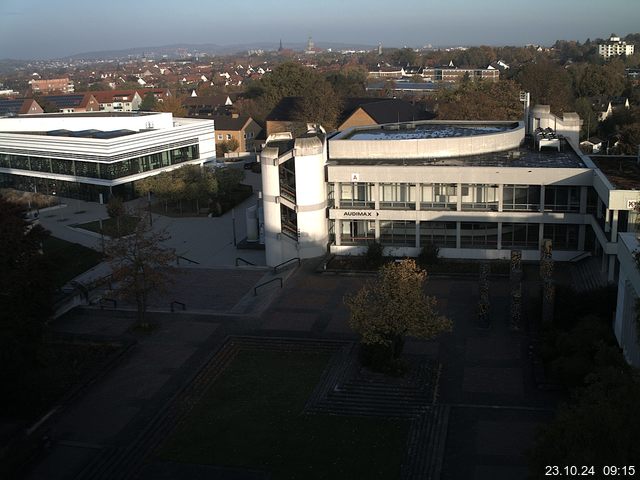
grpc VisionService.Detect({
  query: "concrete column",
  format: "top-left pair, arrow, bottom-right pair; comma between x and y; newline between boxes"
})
538,221 -> 545,250
335,219 -> 342,246
415,221 -> 420,248
456,221 -> 461,249
539,185 -> 545,213
373,182 -> 379,210
614,274 -> 627,341
497,222 -> 503,250
579,186 -> 588,214
457,182 -> 462,211
608,254 -> 616,283
375,219 -> 380,242
611,210 -> 619,241
497,184 -> 504,212
605,208 -> 610,233
416,183 -> 421,211
578,224 -> 586,251
335,182 -> 341,207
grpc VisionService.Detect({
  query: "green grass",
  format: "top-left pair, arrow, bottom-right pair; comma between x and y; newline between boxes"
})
74,215 -> 139,237
158,350 -> 409,479
42,237 -> 103,287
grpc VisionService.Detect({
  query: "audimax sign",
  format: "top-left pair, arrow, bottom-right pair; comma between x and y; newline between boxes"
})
341,211 -> 380,218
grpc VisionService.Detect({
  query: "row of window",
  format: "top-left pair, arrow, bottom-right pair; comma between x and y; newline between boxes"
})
339,220 -> 579,250
0,145 -> 199,180
217,132 -> 254,140
336,182 -> 586,213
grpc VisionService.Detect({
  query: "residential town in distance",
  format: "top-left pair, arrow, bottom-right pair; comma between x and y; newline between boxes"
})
2,28 -> 640,480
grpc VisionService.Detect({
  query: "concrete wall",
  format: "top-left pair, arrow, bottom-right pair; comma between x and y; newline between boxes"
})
614,232 -> 640,367
330,121 -> 524,160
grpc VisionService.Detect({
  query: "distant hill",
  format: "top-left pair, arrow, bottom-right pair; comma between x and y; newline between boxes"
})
65,41 -> 378,60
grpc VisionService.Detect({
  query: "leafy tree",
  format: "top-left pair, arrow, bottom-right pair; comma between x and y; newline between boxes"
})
0,196 -> 53,414
573,97 -> 598,139
391,48 -> 418,66
154,94 -> 186,117
139,92 -> 157,111
105,218 -> 175,328
529,367 -> 640,472
216,138 -> 239,157
514,60 -> 574,114
345,259 -> 451,372
436,79 -> 523,120
216,167 -> 245,197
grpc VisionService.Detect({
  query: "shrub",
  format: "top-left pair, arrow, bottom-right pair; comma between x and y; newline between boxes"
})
364,241 -> 384,269
418,242 -> 439,267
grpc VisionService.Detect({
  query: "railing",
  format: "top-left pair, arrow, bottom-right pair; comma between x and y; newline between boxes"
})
281,222 -> 299,240
170,300 -> 186,312
339,200 -> 375,209
236,257 -> 256,266
176,255 -> 200,265
569,251 -> 592,263
280,184 -> 296,203
379,201 -> 416,210
254,277 -> 283,296
273,257 -> 301,273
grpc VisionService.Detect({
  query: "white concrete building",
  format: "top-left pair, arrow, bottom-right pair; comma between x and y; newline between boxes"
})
0,112 -> 215,201
599,34 -> 635,58
258,107 -> 639,282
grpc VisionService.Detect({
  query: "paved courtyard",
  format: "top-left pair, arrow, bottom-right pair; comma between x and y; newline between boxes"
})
25,260 -> 559,480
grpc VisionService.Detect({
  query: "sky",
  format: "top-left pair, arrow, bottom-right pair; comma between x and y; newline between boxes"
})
1,0 -> 639,59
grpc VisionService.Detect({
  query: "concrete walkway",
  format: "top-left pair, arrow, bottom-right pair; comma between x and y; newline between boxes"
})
37,170 -> 266,269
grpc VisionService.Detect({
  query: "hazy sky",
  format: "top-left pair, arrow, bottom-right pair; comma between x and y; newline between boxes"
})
1,0 -> 638,59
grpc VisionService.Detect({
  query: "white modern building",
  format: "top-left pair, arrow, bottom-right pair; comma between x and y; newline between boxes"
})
259,107 -> 640,280
258,107 -> 640,365
0,112 -> 215,201
598,34 -> 635,58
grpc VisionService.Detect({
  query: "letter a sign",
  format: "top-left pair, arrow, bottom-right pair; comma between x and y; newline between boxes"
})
351,173 -> 360,182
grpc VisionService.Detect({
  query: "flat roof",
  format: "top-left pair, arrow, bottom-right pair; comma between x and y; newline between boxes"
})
591,156 -> 640,189
328,142 -> 586,169
339,121 -> 519,141
17,111 -> 160,119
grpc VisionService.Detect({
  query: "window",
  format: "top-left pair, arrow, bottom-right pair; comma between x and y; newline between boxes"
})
501,223 -> 539,249
342,220 -> 375,245
421,183 -> 457,210
420,221 -> 456,247
280,205 -> 298,240
379,183 -> 416,209
217,134 -> 223,140
461,184 -> 499,211
380,220 -> 415,246
503,185 -> 540,211
544,186 -> 580,212
226,134 -> 232,140
543,224 -> 579,250
460,222 -> 498,248
340,182 -> 374,209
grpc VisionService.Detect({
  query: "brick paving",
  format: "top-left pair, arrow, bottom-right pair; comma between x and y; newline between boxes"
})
25,261 -> 560,480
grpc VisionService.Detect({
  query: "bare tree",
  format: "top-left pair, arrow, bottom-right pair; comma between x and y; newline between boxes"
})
105,218 -> 175,328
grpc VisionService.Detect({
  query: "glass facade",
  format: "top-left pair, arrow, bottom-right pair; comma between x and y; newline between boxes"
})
380,220 -> 415,246
460,222 -> 498,248
543,224 -> 579,250
342,220 -> 375,245
379,183 -> 416,209
340,183 -> 374,209
544,186 -> 580,212
503,185 -> 541,211
461,184 -> 499,211
0,144 -> 199,181
421,183 -> 457,210
502,223 -> 539,249
420,221 -> 456,247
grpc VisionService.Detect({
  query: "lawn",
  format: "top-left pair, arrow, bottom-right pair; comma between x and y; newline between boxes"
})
74,215 -> 140,237
158,350 -> 409,479
42,236 -> 103,287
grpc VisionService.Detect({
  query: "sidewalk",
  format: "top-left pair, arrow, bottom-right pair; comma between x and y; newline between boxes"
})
38,170 -> 266,268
